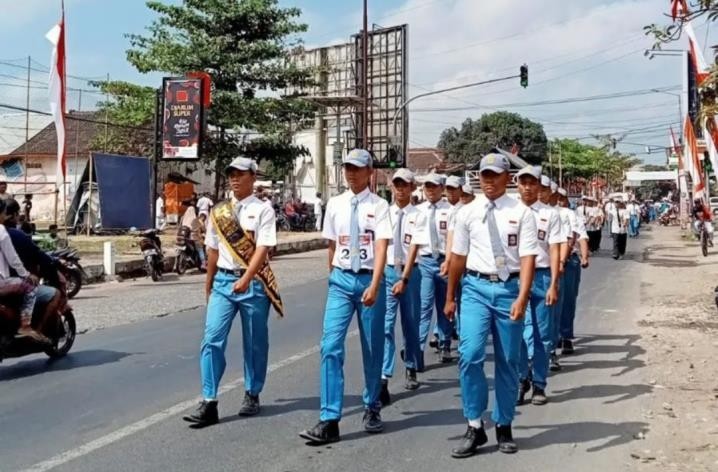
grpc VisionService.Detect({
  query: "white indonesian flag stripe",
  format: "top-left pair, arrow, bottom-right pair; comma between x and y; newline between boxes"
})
46,16 -> 66,180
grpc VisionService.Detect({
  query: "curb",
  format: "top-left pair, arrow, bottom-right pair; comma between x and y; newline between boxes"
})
82,237 -> 327,284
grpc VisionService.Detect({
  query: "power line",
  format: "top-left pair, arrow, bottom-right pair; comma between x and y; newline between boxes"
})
0,102 -> 151,131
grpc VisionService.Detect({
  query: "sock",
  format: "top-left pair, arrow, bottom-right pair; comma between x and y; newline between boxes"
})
468,419 -> 482,429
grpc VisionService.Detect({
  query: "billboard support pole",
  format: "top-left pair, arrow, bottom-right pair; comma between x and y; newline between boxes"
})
151,88 -> 161,229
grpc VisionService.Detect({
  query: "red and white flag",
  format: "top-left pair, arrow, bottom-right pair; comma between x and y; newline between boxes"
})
670,0 -> 688,21
46,5 -> 66,180
684,116 -> 705,199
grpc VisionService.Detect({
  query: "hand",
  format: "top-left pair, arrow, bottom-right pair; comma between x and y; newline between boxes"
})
391,280 -> 406,296
444,300 -> 457,322
545,284 -> 558,306
510,297 -> 528,321
439,261 -> 449,277
362,285 -> 379,307
232,275 -> 251,294
558,260 -> 566,276
580,256 -> 590,268
27,274 -> 39,286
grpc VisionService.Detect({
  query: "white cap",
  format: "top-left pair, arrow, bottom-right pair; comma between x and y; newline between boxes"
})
558,188 -> 568,197
550,182 -> 558,193
540,175 -> 551,187
461,182 -> 473,195
479,153 -> 510,173
343,148 -> 373,167
391,168 -> 415,183
423,172 -> 446,186
225,156 -> 258,174
515,165 -> 541,180
445,175 -> 464,188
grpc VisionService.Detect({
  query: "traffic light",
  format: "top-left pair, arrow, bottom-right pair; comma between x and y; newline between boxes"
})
520,64 -> 528,88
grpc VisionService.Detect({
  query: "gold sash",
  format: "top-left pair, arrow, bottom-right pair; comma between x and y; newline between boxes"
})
211,200 -> 284,317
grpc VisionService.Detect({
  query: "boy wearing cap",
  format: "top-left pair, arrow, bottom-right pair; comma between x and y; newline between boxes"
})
557,192 -> 590,355
515,166 -> 565,406
416,173 -> 453,368
183,156 -> 279,428
379,168 -> 428,406
461,182 -> 475,205
300,149 -> 392,445
549,187 -> 572,371
445,153 -> 538,457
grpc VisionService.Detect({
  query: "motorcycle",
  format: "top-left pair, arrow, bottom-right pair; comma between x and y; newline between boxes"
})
174,226 -> 204,274
138,229 -> 164,282
0,276 -> 76,362
46,248 -> 86,299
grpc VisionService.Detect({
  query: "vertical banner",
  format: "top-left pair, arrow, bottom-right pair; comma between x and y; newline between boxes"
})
161,78 -> 205,160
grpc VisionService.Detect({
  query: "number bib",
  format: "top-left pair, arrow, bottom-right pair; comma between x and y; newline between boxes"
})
337,234 -> 374,264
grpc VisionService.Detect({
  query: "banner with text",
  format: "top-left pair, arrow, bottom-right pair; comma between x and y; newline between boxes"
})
162,78 -> 205,160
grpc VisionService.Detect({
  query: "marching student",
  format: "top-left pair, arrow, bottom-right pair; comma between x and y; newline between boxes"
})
445,153 -> 538,458
379,168 -> 428,406
515,166 -> 564,406
300,149 -> 392,445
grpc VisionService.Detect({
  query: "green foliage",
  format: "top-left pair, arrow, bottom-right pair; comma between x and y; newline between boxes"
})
125,0 -> 317,172
545,138 -> 640,187
437,111 -> 548,165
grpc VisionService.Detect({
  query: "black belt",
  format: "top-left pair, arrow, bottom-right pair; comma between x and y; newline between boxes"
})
465,270 -> 519,282
535,267 -> 550,272
338,268 -> 373,275
387,263 -> 418,268
421,254 -> 445,260
218,267 -> 246,277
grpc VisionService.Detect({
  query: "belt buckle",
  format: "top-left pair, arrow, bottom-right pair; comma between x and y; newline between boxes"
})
232,269 -> 244,277
488,274 -> 499,283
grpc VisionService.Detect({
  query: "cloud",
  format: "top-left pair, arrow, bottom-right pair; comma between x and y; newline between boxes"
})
361,0 -> 696,164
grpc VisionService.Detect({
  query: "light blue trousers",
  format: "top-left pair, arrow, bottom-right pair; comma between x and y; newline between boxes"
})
418,256 -> 452,361
458,275 -> 522,426
200,272 -> 270,400
551,274 -> 565,348
320,268 -> 386,421
383,265 -> 421,377
560,255 -> 582,340
518,269 -> 554,389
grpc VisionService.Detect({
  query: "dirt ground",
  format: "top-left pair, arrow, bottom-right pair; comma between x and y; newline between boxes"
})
633,224 -> 718,471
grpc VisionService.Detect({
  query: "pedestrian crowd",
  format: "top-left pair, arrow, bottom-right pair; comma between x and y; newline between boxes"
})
179,149 -> 636,459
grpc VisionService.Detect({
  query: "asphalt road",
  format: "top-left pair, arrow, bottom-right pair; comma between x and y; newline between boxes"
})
0,235 -> 650,472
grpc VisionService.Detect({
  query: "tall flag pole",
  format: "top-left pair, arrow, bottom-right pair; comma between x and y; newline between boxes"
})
46,1 -> 67,189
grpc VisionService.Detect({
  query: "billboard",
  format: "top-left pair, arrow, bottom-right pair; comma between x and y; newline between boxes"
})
162,78 -> 205,160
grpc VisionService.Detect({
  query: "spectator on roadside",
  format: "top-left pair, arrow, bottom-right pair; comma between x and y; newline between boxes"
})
180,203 -> 206,269
22,194 -> 32,222
197,192 -> 214,215
156,195 -> 167,230
0,181 -> 12,202
314,192 -> 323,231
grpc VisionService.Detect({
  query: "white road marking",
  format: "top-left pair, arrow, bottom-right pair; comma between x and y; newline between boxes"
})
21,330 -> 358,472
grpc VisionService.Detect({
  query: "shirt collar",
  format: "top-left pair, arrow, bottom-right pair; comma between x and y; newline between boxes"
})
231,194 -> 254,208
486,193 -> 511,209
348,187 -> 371,202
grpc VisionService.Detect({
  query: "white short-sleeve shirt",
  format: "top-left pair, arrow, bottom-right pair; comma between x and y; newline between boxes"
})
566,208 -> 589,254
197,196 -> 214,215
322,188 -> 393,270
416,199 -> 452,256
529,201 -> 565,269
387,203 -> 429,266
448,201 -> 464,232
610,208 -> 630,234
452,194 -> 539,274
205,195 -> 277,271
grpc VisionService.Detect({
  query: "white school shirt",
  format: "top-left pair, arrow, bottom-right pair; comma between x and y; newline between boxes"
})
322,188 -> 393,271
197,196 -> 214,215
416,199 -> 452,256
566,208 -> 589,254
556,206 -> 572,242
627,203 -> 640,217
0,225 -> 29,278
452,194 -> 539,274
386,203 -> 429,266
205,195 -> 277,271
610,208 -> 630,234
447,201 -> 464,232
528,201 -> 565,269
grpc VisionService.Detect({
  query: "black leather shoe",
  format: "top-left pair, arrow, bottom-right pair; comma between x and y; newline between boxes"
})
556,339 -> 564,350
562,339 -> 575,355
496,424 -> 518,454
238,391 -> 260,417
362,409 -> 384,434
517,378 -> 531,406
404,368 -> 419,390
399,348 -> 405,362
549,352 -> 562,372
440,347 -> 453,364
451,424 -> 488,458
299,420 -> 340,445
452,328 -> 459,341
183,400 -> 219,428
531,387 -> 548,405
379,379 -> 391,406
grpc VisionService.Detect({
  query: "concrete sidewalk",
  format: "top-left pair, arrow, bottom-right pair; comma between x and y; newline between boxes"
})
76,231 -> 326,283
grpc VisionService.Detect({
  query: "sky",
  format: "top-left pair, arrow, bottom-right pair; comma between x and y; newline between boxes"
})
0,0 -> 713,165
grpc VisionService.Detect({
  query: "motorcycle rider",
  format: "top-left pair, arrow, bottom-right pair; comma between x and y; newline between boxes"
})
692,198 -> 714,244
3,199 -> 64,335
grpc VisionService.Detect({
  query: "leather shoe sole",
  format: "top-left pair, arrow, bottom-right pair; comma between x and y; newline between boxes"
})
299,430 -> 341,445
498,441 -> 518,454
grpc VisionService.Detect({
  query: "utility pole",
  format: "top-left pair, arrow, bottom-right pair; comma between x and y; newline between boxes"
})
362,0 -> 368,150
23,56 -> 31,194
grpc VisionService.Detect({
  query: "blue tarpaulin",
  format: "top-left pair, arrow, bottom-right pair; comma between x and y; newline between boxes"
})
93,154 -> 152,229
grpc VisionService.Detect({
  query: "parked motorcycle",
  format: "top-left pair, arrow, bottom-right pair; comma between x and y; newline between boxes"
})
138,229 -> 164,282
174,226 -> 204,275
276,210 -> 316,232
0,276 -> 76,362
46,248 -> 86,299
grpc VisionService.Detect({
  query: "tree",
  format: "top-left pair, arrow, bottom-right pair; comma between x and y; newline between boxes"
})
544,138 -> 640,189
437,111 -> 548,165
89,80 -> 156,157
125,0 -> 316,193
